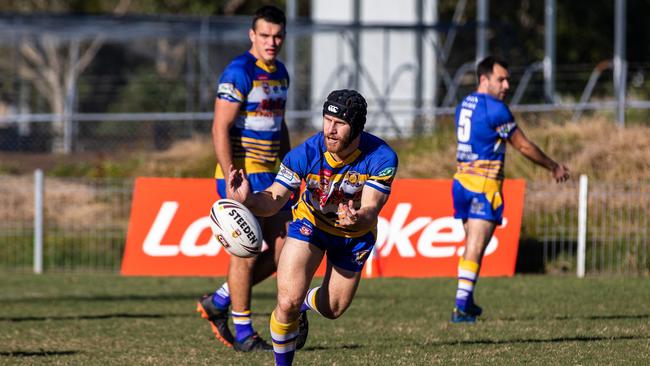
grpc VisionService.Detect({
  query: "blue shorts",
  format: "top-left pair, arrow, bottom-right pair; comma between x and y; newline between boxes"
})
216,172 -> 294,211
452,179 -> 504,225
287,218 -> 375,272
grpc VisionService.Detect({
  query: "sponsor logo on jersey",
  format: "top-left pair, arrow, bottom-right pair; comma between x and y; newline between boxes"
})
470,198 -> 486,215
217,83 -> 237,98
346,171 -> 360,184
300,225 -> 313,237
355,249 -> 371,265
278,164 -> 295,181
377,167 -> 395,177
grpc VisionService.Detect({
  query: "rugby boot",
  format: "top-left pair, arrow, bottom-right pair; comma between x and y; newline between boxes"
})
233,332 -> 273,352
451,303 -> 483,323
466,302 -> 483,317
295,311 -> 309,350
196,294 -> 234,347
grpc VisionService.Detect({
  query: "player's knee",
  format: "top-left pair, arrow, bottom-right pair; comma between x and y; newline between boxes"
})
276,295 -> 302,316
231,255 -> 257,270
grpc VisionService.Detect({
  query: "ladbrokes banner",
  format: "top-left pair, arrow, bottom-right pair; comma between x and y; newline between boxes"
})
121,178 -> 525,277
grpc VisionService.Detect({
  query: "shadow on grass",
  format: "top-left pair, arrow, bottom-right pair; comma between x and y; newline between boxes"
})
1,311 -> 274,322
0,313 -> 190,322
493,313 -> 650,321
0,350 -> 78,357
0,291 -> 277,303
429,334 -> 650,346
301,344 -> 362,351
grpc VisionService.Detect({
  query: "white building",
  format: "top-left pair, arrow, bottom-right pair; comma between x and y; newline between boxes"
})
311,0 -> 441,137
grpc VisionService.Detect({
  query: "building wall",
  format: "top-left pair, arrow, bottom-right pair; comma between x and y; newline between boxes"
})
311,0 -> 439,137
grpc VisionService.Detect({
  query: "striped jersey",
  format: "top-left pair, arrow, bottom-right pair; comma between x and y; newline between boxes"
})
275,132 -> 398,238
214,51 -> 289,178
454,92 -> 517,192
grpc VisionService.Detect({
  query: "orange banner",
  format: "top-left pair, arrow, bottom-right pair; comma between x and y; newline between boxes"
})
121,178 -> 525,277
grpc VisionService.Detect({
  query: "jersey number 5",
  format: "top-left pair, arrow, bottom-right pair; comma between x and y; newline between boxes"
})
457,108 -> 472,143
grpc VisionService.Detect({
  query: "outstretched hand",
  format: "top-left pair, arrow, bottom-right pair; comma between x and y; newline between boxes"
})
226,164 -> 251,203
553,164 -> 571,183
336,200 -> 359,227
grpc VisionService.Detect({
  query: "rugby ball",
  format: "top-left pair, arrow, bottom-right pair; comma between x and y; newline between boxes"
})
209,199 -> 262,258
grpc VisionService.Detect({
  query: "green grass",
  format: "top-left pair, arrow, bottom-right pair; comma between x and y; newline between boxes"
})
1,274 -> 649,365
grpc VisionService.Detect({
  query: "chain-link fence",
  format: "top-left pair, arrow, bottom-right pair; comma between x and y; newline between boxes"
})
1,13 -> 650,153
1,174 -> 648,276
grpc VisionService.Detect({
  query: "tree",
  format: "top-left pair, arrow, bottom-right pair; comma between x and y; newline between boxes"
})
16,0 -> 131,153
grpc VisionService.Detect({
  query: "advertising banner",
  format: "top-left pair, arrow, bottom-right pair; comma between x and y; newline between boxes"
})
121,178 -> 525,277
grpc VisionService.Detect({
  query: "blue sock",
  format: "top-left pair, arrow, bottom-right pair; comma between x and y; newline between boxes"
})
300,286 -> 322,315
211,283 -> 230,310
232,310 -> 254,342
455,258 -> 479,311
270,311 -> 298,366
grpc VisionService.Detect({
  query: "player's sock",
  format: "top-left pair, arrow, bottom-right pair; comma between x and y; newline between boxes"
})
455,258 -> 480,312
270,310 -> 299,366
211,282 -> 230,310
232,310 -> 254,342
299,286 -> 322,315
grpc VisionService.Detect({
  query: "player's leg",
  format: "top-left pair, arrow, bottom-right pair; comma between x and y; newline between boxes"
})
294,230 -> 373,355
201,173 -> 285,351
199,225 -> 279,349
228,211 -> 290,351
454,218 -> 496,314
310,261 -> 363,319
253,210 -> 291,279
270,236 -> 324,366
451,180 -> 502,322
197,179 -> 236,346
304,230 -> 373,319
208,213 -> 289,306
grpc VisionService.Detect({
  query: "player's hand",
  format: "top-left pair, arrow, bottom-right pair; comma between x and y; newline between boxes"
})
336,200 -> 358,227
226,164 -> 251,203
552,164 -> 570,183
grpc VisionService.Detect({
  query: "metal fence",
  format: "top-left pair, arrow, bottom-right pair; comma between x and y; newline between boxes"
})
1,174 -> 648,276
523,179 -> 650,276
0,174 -> 132,272
0,12 -> 649,153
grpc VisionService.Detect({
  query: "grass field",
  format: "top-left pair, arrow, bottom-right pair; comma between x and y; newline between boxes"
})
1,274 -> 649,365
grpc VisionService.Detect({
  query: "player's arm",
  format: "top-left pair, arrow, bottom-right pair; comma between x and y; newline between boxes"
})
337,186 -> 390,231
227,167 -> 293,217
212,98 -> 241,179
508,128 -> 570,182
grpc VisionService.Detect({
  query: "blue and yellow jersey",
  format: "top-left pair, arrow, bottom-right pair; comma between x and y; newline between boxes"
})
214,51 -> 289,178
454,92 -> 517,193
274,132 -> 398,238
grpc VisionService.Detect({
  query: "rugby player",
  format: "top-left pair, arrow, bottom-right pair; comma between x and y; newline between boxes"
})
196,5 -> 292,352
451,56 -> 570,323
227,89 -> 398,365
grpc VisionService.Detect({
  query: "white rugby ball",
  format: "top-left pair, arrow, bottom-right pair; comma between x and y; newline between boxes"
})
209,199 -> 262,258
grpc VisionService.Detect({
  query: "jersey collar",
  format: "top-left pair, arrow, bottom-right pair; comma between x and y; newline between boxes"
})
255,59 -> 277,73
324,148 -> 361,168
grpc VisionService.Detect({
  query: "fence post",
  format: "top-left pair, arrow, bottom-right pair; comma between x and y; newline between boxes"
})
34,169 -> 44,274
577,174 -> 588,278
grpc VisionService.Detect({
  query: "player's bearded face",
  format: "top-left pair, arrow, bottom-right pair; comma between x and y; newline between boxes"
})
323,115 -> 353,154
249,19 -> 285,64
